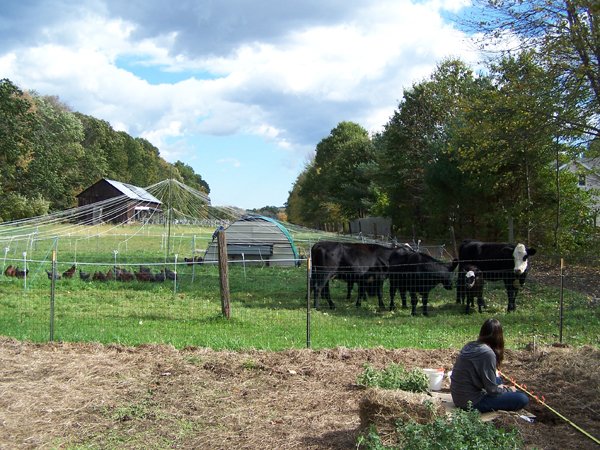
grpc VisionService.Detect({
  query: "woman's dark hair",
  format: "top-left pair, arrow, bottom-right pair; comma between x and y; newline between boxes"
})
477,318 -> 505,366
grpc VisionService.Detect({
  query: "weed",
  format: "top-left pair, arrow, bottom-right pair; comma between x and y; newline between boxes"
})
356,363 -> 429,393
242,358 -> 260,370
357,407 -> 523,449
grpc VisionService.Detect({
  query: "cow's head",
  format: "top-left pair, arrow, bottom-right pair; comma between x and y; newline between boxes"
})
512,243 -> 536,275
465,270 -> 477,289
441,259 -> 459,290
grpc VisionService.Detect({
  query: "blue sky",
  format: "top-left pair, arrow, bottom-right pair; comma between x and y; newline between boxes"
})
0,0 -> 480,209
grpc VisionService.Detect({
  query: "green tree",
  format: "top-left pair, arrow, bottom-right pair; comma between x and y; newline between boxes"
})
0,79 -> 36,195
451,51 -> 591,243
285,167 -> 311,225
303,121 -> 377,224
76,113 -> 113,186
173,160 -> 210,193
377,59 -> 479,237
24,94 -> 84,211
466,0 -> 600,138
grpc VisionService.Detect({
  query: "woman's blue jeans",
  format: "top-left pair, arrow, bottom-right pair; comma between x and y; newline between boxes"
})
473,377 -> 529,413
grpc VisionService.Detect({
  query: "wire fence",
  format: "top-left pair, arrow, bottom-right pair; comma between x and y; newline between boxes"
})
1,248 -> 598,350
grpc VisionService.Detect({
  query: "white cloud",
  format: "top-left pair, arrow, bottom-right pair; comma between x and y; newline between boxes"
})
0,0 -> 480,207
217,158 -> 242,168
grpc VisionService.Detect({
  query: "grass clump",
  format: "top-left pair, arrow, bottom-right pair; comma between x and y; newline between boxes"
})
358,407 -> 523,450
357,363 -> 429,393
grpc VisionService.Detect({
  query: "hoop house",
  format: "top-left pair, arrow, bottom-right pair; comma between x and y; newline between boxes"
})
203,215 -> 300,267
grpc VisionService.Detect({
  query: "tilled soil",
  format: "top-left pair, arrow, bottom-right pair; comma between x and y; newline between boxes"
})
0,338 -> 598,449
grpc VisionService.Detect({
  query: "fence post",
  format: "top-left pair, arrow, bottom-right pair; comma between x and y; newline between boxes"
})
217,230 -> 231,319
22,251 -> 27,290
559,258 -> 564,343
191,235 -> 196,283
173,253 -> 178,295
50,250 -> 56,342
306,255 -> 312,349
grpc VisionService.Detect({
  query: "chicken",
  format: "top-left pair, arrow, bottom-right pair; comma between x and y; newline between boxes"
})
46,269 -> 61,280
93,271 -> 107,282
79,269 -> 91,281
62,264 -> 76,279
15,267 -> 29,278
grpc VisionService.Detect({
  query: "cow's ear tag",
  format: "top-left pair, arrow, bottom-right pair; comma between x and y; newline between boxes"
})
513,279 -> 520,288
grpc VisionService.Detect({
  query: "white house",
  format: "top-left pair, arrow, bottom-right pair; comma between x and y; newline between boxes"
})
560,156 -> 600,225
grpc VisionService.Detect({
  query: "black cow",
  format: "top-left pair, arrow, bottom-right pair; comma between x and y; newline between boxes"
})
389,251 -> 458,315
461,264 -> 485,314
456,239 -> 537,312
310,241 -> 397,309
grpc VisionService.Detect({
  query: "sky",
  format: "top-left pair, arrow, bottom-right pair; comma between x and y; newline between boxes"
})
0,0 -> 481,209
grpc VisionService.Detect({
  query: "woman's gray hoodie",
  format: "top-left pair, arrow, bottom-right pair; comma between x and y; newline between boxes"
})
450,341 -> 509,408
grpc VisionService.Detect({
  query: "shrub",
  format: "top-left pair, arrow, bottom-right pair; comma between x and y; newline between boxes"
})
357,407 -> 523,450
357,363 -> 429,393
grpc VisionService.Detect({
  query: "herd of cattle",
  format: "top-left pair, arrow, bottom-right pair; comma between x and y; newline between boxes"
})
4,238 -> 537,315
310,239 -> 537,315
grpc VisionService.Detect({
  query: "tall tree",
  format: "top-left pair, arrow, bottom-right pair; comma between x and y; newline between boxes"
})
25,95 -> 84,211
173,160 -> 210,193
450,51 -> 591,243
377,59 -> 480,237
465,0 -> 600,138
299,121 -> 376,226
0,79 -> 36,195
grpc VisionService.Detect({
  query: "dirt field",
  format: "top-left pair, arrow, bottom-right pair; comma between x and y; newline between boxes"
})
0,338 -> 598,449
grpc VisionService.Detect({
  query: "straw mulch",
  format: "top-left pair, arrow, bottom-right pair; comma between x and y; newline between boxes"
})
359,388 -> 445,444
0,338 -> 598,449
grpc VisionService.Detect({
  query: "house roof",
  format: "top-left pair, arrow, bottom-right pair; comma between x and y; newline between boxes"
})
559,156 -> 600,172
105,179 -> 162,204
580,157 -> 600,171
77,178 -> 162,204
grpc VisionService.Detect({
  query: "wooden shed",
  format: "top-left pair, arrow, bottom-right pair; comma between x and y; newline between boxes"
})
203,215 -> 300,267
76,178 -> 162,224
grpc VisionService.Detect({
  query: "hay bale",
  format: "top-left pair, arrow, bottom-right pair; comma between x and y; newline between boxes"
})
359,388 -> 445,438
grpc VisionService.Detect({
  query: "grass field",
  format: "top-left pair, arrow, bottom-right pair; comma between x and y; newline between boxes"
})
1,223 -> 598,351
1,261 -> 598,351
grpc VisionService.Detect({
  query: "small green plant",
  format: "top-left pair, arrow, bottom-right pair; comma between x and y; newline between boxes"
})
357,407 -> 523,449
356,363 -> 429,393
110,401 -> 152,422
242,358 -> 260,370
184,355 -> 203,366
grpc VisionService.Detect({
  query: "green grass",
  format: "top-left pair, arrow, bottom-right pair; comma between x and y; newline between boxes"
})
0,260 -> 598,350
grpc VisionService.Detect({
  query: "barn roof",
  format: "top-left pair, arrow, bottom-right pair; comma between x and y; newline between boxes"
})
81,179 -> 162,204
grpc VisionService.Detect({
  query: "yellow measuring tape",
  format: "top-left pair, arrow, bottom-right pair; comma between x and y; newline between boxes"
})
498,370 -> 600,446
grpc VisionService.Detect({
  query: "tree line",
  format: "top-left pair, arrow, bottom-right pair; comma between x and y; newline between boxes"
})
0,79 -> 209,222
286,0 -> 599,254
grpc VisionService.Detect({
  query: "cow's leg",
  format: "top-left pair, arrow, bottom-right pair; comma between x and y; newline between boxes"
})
477,295 -> 485,313
504,280 -> 518,312
324,282 -> 336,309
422,293 -> 429,316
313,270 -> 328,309
465,292 -> 472,314
356,281 -> 366,308
401,289 -> 407,308
410,292 -> 419,316
389,282 -> 396,311
314,284 -> 325,309
346,279 -> 353,300
456,271 -> 465,304
376,281 -> 386,310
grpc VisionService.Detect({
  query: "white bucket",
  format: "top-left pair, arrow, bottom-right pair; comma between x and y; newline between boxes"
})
423,368 -> 445,391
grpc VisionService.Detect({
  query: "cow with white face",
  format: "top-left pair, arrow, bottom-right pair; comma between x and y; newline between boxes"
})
459,264 -> 485,314
456,240 -> 537,312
